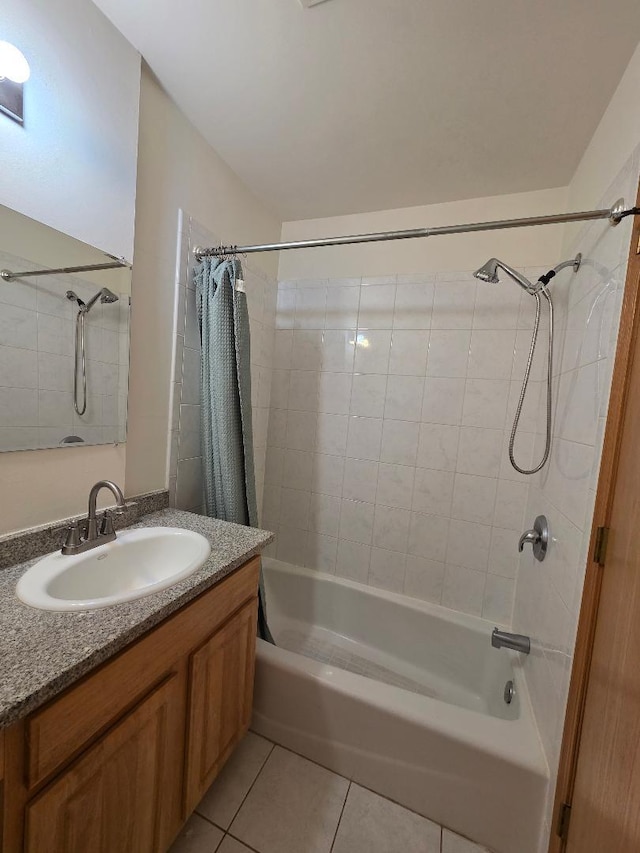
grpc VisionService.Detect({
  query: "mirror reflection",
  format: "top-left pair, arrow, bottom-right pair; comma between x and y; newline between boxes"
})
0,205 -> 131,452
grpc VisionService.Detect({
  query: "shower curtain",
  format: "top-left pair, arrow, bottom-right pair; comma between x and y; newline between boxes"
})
195,256 -> 273,642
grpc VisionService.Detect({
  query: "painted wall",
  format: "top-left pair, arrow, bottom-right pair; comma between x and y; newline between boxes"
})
0,0 -> 141,535
513,40 -> 640,851
124,65 -> 281,499
1,0 -> 140,261
279,187 -> 568,281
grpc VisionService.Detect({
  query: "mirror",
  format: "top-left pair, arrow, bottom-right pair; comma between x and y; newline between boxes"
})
0,204 -> 131,452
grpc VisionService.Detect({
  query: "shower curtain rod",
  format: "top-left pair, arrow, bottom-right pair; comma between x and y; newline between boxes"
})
1,259 -> 129,282
194,198 -> 639,260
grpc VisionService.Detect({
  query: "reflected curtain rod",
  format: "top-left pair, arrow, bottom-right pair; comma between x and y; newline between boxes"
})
1,259 -> 129,282
194,198 -> 639,259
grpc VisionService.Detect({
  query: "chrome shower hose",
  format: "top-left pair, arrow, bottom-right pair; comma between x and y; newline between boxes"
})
509,286 -> 553,475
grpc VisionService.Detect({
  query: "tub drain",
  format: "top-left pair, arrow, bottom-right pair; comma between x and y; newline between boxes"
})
504,679 -> 515,705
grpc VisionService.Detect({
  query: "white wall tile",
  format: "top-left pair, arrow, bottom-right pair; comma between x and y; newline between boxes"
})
346,416 -> 383,461
353,330 -> 391,374
350,373 -> 387,418
375,416 -> 419,468
432,282 -> 475,330
293,330 -> 323,370
318,372 -> 352,414
343,457 -> 379,502
309,492 -> 341,537
369,548 -> 406,593
426,330 -> 470,377
468,330 -> 516,379
456,426 -> 503,477
408,512 -> 449,562
446,518 -> 491,572
312,452 -> 345,496
339,498 -> 375,544
404,556 -> 445,603
384,375 -> 423,421
372,504 -> 410,553
325,287 -> 360,329
322,329 -> 356,372
315,413 -> 348,455
335,538 -> 371,583
376,462 -> 414,509
421,377 -> 465,424
358,284 -> 396,328
442,563 -> 486,616
412,467 -> 454,516
416,422 -> 459,471
393,283 -> 433,329
462,378 -> 510,429
389,330 -> 429,376
451,473 -> 497,524
307,532 -> 338,573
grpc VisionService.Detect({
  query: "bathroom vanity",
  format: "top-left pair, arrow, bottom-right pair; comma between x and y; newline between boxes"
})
0,507 -> 273,853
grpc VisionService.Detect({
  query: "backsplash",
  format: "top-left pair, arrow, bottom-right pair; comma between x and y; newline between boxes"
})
169,212 -> 277,516
261,267 -> 554,624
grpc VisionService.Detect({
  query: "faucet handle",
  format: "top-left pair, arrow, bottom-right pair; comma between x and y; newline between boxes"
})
99,511 -> 116,536
62,521 -> 82,552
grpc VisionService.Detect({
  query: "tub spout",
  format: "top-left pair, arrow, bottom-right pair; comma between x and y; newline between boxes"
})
491,628 -> 530,655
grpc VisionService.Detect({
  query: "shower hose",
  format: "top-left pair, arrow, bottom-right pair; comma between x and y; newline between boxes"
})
509,282 -> 553,475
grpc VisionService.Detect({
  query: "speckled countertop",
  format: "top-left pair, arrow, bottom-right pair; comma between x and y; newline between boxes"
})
0,509 -> 274,728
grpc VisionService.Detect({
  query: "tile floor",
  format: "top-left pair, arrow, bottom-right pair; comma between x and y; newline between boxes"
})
170,731 -> 492,853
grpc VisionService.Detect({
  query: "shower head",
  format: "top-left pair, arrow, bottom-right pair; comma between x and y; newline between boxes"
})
473,258 -> 535,293
84,287 -> 119,313
100,288 -> 119,304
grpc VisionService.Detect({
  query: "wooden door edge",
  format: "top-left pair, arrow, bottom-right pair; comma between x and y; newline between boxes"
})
548,182 -> 640,852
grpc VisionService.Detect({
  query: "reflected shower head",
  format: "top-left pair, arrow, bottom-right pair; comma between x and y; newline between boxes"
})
473,258 -> 535,293
84,287 -> 119,313
100,288 -> 119,304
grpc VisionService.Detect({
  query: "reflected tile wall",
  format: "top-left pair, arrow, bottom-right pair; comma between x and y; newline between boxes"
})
169,211 -> 277,517
0,249 -> 129,451
512,146 -> 640,849
264,267 -> 554,624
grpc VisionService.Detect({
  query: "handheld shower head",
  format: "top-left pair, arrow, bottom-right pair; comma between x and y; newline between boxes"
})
473,258 -> 534,293
66,290 -> 86,308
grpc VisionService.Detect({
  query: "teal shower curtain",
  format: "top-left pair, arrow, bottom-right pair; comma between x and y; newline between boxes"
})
195,257 -> 273,642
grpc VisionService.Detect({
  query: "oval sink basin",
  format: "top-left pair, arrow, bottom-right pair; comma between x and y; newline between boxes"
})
16,527 -> 212,611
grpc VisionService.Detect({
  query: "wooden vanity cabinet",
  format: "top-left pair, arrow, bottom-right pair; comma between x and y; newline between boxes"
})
1,556 -> 261,853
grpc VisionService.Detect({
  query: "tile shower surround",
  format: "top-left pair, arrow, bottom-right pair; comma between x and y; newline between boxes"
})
262,267 -> 551,624
169,213 -> 277,516
0,249 -> 129,450
513,147 -> 640,848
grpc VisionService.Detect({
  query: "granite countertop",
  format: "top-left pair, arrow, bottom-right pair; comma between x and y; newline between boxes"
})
0,509 -> 274,728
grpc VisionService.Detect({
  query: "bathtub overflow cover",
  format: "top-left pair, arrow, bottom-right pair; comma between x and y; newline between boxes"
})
504,680 -> 515,705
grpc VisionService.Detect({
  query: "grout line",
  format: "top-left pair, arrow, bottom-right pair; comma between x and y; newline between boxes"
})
329,780 -> 351,853
225,831 -> 263,853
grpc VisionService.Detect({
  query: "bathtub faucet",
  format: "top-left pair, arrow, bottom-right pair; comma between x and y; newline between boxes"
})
491,628 -> 530,655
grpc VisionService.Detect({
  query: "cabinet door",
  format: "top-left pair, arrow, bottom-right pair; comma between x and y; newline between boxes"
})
25,673 -> 184,853
185,598 -> 258,813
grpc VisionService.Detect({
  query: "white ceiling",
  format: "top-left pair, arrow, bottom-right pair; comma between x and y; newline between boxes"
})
93,0 -> 640,221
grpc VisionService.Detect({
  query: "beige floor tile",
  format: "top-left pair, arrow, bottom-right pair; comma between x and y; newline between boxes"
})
332,784 -> 441,853
169,814 -> 224,853
196,732 -> 274,829
229,746 -> 349,853
442,827 -> 492,853
218,837 -> 254,853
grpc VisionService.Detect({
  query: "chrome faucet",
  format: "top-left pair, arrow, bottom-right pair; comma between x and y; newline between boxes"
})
491,628 -> 531,655
62,480 -> 127,555
518,515 -> 549,562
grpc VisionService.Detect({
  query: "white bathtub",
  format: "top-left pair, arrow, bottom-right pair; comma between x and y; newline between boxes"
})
252,559 -> 548,853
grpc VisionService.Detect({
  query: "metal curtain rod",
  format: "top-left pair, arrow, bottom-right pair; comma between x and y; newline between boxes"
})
194,198 -> 639,259
1,259 -> 129,282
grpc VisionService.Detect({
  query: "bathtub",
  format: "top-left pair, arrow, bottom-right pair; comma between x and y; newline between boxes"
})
252,559 -> 548,853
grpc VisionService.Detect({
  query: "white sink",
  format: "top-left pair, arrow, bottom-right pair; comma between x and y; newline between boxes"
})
16,527 -> 212,611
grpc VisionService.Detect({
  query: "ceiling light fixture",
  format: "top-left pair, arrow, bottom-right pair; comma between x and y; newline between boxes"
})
0,40 -> 30,125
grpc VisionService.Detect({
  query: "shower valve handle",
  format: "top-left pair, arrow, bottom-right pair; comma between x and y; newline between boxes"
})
518,515 -> 548,562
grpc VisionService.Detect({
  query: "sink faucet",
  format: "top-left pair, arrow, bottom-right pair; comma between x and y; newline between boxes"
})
62,480 -> 127,555
491,628 -> 531,655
